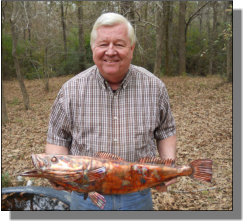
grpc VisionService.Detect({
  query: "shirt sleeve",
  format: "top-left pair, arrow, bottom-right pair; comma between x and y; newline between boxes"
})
46,87 -> 72,148
154,83 -> 176,140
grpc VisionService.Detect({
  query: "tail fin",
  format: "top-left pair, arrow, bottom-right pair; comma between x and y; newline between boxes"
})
190,159 -> 212,182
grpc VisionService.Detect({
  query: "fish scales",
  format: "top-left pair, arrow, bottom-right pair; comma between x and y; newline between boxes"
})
20,153 -> 212,209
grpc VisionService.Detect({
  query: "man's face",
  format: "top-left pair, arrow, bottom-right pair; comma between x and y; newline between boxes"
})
91,23 -> 135,82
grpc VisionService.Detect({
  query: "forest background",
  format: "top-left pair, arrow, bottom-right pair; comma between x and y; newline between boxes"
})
1,1 -> 233,210
2,1 -> 232,86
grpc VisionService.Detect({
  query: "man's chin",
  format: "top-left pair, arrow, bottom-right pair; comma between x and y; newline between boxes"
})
101,68 -> 120,77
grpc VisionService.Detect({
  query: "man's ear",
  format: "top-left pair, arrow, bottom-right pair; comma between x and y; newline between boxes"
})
131,43 -> 136,52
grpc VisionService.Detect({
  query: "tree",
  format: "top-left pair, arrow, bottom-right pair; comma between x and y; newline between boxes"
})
226,1 -> 232,82
178,1 -> 186,76
185,1 -> 209,42
164,1 -> 173,76
60,1 -> 67,59
207,1 -> 219,75
154,2 -> 165,77
10,1 -> 30,110
1,90 -> 9,124
2,1 -> 9,123
120,1 -> 135,23
77,1 -> 86,71
1,1 -> 232,80
24,1 -> 32,58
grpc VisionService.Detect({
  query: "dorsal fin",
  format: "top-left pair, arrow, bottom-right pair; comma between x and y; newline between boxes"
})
95,152 -> 125,161
139,157 -> 175,167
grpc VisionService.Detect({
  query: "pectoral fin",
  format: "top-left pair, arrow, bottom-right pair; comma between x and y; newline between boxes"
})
88,192 -> 106,209
86,167 -> 106,182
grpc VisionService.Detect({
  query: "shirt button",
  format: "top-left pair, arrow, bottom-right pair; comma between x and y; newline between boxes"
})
113,138 -> 118,142
113,116 -> 118,120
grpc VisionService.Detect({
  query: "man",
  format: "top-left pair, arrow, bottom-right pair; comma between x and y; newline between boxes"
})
46,12 -> 176,210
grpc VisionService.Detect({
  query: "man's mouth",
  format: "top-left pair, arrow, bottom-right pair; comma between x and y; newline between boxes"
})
103,59 -> 119,63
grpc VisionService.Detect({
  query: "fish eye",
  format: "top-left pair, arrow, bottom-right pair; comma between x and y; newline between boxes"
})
51,156 -> 57,162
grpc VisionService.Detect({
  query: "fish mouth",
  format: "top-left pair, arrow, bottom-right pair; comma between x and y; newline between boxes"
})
19,154 -> 46,177
19,169 -> 41,177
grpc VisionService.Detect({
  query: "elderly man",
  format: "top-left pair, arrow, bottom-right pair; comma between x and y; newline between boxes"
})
45,12 -> 176,210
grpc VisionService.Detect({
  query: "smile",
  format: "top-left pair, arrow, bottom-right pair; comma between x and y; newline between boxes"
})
103,60 -> 119,63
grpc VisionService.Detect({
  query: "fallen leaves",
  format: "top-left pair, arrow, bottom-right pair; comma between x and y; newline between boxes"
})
152,76 -> 232,210
2,75 -> 232,210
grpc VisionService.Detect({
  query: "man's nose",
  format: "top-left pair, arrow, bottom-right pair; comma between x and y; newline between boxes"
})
105,43 -> 117,55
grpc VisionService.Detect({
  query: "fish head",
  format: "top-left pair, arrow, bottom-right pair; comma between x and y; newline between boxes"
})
20,154 -> 83,179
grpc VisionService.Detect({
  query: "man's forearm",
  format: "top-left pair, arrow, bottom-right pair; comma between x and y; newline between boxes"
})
45,143 -> 69,155
157,135 -> 176,160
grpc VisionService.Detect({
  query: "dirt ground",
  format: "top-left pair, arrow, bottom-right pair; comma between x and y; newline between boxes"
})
2,75 -> 232,210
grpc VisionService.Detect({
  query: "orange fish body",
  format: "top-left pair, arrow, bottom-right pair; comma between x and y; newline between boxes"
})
21,152 -> 212,209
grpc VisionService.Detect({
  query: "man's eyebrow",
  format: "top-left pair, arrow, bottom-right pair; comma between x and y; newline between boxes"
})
115,38 -> 127,42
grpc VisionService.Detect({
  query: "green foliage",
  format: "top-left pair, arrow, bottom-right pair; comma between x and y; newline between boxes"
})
187,27 -> 207,56
2,33 -> 37,80
9,97 -> 21,106
2,34 -> 15,79
84,33 -> 93,65
2,172 -> 11,187
57,52 -> 81,76
68,27 -> 79,49
1,1 -> 231,80
186,27 -> 208,76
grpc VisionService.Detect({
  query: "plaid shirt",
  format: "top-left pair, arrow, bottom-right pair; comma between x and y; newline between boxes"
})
47,65 -> 176,162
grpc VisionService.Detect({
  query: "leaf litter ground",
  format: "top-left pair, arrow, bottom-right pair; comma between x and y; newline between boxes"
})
2,75 -> 232,210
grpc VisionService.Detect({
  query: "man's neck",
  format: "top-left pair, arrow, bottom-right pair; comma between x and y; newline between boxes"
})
108,81 -> 121,91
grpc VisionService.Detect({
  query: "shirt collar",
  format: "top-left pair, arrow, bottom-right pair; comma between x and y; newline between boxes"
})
95,67 -> 107,89
95,65 -> 133,90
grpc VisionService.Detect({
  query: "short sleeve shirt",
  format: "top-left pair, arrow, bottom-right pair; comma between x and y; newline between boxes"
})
47,65 -> 176,162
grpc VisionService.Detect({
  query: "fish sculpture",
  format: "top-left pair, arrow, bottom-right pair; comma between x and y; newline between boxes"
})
20,152 -> 212,209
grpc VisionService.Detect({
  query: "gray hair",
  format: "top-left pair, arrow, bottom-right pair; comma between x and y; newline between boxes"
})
90,12 -> 136,48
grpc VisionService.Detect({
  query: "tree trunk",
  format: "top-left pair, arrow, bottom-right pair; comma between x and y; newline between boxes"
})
178,1 -> 186,76
207,2 -> 219,75
168,1 -> 174,75
212,2 -> 218,74
43,46 -> 49,92
26,1 -> 32,58
164,1 -> 172,76
10,2 -> 30,110
60,1 -> 67,59
226,1 -> 232,82
139,1 -> 148,66
1,89 -> 9,124
207,5 -> 213,75
1,1 -> 9,123
153,3 -> 164,77
77,1 -> 86,71
120,1 -> 135,25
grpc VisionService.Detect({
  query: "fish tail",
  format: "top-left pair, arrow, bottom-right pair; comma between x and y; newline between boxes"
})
190,159 -> 212,182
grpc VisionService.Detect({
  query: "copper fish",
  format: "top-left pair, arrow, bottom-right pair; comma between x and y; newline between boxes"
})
20,152 -> 212,209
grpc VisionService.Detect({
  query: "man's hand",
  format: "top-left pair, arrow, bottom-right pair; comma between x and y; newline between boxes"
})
45,143 -> 69,155
45,144 -> 70,191
156,135 -> 177,192
49,180 -> 71,192
154,178 -> 177,192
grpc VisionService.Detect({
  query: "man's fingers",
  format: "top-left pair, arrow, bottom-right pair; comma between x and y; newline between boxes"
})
155,184 -> 167,192
165,178 -> 177,187
49,181 -> 67,191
